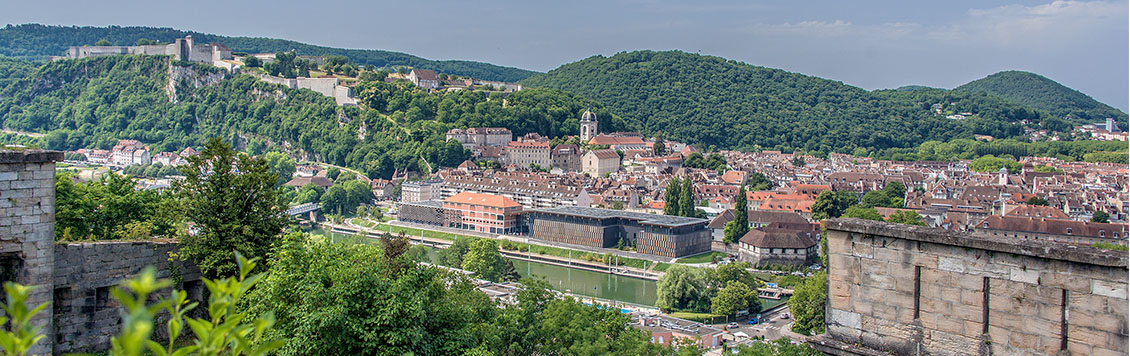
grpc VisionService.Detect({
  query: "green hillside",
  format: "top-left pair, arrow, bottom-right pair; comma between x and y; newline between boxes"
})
521,50 -> 1042,153
0,55 -> 618,177
0,24 -> 538,82
955,71 -> 1127,129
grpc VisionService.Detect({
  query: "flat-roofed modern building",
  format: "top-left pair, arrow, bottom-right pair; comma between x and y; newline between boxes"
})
526,207 -> 711,257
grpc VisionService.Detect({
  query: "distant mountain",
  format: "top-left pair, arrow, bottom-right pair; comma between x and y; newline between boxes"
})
955,71 -> 1126,129
521,50 -> 1041,153
0,24 -> 539,83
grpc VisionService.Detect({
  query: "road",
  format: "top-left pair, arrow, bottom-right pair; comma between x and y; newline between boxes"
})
712,305 -> 809,348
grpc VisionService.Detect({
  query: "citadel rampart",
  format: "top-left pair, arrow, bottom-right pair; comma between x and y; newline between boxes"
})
0,150 -> 202,354
814,218 -> 1128,355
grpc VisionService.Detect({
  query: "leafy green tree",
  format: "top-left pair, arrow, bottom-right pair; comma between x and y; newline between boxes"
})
439,236 -> 475,267
263,152 -> 296,186
747,172 -> 773,191
245,235 -> 497,356
55,171 -> 182,241
176,138 -> 290,279
325,167 -> 340,180
725,185 -> 749,244
293,184 -> 323,204
886,210 -> 927,226
243,56 -> 262,68
788,271 -> 827,334
842,206 -> 883,221
656,265 -> 712,312
653,137 -> 667,156
679,178 -> 696,217
461,239 -> 508,282
94,39 -> 112,46
1026,197 -> 1049,206
712,281 -> 755,318
664,177 -> 682,216
734,338 -> 822,355
861,190 -> 890,209
812,191 -> 856,220
319,185 -> 348,215
1091,210 -> 1110,223
969,155 -> 1022,173
882,181 -> 906,203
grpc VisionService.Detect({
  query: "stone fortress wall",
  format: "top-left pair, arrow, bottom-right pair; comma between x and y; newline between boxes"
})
814,218 -> 1128,356
0,150 -> 202,355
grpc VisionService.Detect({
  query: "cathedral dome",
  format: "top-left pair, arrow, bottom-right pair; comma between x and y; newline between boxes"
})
581,109 -> 596,121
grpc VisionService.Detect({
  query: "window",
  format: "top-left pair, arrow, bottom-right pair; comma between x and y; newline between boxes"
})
1066,228 -> 1072,235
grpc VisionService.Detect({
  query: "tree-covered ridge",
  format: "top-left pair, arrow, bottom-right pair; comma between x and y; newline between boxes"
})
0,55 -> 621,178
0,24 -> 538,82
521,50 -> 1060,153
955,70 -> 1127,129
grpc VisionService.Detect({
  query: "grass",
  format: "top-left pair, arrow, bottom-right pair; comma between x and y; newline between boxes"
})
675,251 -> 729,264
652,262 -> 674,272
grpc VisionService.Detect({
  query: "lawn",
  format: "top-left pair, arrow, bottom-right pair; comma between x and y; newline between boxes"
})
652,262 -> 674,272
675,251 -> 730,264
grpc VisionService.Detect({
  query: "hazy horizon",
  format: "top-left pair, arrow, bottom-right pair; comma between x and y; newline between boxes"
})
4,0 -> 1126,111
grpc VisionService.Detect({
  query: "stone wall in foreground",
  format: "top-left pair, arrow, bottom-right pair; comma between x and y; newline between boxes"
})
812,218 -> 1128,356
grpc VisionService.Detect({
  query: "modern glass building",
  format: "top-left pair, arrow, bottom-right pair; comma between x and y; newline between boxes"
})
526,207 -> 712,258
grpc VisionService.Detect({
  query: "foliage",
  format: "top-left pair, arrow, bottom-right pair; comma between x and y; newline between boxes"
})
911,139 -> 1127,163
664,177 -> 681,216
0,283 -> 48,356
1026,197 -> 1049,206
176,138 -> 290,279
684,152 -> 726,171
679,178 -> 696,217
747,171 -> 773,191
725,185 -> 749,243
733,338 -> 822,355
523,50 -> 1048,153
1091,210 -> 1110,223
711,281 -> 755,317
811,191 -> 857,221
120,163 -> 180,178
955,70 -> 1127,128
319,179 -> 373,215
111,253 -> 283,356
969,155 -> 1022,174
788,270 -> 827,334
1032,165 -> 1063,173
461,239 -> 518,282
263,152 -> 296,186
438,236 -> 475,268
1092,242 -> 1128,251
55,171 -> 182,241
886,210 -> 926,226
0,24 -> 537,82
842,206 -> 883,221
656,265 -> 712,313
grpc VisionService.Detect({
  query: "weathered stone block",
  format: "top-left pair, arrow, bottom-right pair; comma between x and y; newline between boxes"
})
1009,267 -> 1039,284
938,256 -> 965,273
1092,279 -> 1128,300
830,309 -> 862,330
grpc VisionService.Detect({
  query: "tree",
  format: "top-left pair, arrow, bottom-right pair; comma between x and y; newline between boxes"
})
664,177 -> 682,216
812,191 -> 855,220
734,338 -> 821,355
725,185 -> 749,244
679,178 -> 696,217
243,56 -> 262,67
842,206 -> 883,221
861,190 -> 891,208
711,281 -> 755,318
653,137 -> 667,156
788,271 -> 827,334
95,39 -> 112,46
887,210 -> 927,226
263,151 -> 296,186
656,265 -> 712,312
791,156 -> 805,167
747,172 -> 773,191
326,167 -> 341,180
1091,210 -> 1110,223
176,137 -> 290,279
438,237 -> 475,268
319,185 -> 348,215
461,239 -> 508,282
1026,197 -> 1049,206
882,181 -> 906,206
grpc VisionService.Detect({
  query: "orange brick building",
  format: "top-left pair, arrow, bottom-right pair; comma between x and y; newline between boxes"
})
442,192 -> 526,234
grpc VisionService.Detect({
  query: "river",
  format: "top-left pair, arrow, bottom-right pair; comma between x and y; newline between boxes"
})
313,227 -> 786,308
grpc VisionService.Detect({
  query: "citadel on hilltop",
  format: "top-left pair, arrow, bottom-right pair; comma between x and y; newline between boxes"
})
60,35 -> 238,70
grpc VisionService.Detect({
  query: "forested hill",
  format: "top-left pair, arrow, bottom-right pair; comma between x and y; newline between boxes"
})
0,24 -> 539,83
0,55 -> 622,178
521,50 -> 1046,154
955,71 -> 1127,129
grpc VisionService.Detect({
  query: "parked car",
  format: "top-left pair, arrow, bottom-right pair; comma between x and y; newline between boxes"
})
780,313 -> 790,320
748,318 -> 759,325
727,322 -> 739,329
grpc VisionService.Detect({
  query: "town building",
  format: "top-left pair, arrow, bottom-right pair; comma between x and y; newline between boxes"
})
505,141 -> 552,169
446,128 -> 513,148
406,69 -> 440,90
551,144 -> 581,172
438,174 -> 590,209
975,215 -> 1127,245
283,176 -> 334,190
637,315 -> 723,349
110,140 -> 150,166
582,149 -> 621,177
401,181 -> 442,202
736,224 -> 820,266
441,192 -> 526,234
526,207 -> 711,257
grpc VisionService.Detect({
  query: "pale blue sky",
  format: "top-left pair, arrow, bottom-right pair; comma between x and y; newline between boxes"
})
4,0 -> 1127,110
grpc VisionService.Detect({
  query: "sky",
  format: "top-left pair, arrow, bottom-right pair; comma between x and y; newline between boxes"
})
4,0 -> 1127,110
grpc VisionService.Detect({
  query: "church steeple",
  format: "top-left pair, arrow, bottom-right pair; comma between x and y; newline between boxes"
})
580,107 -> 598,142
